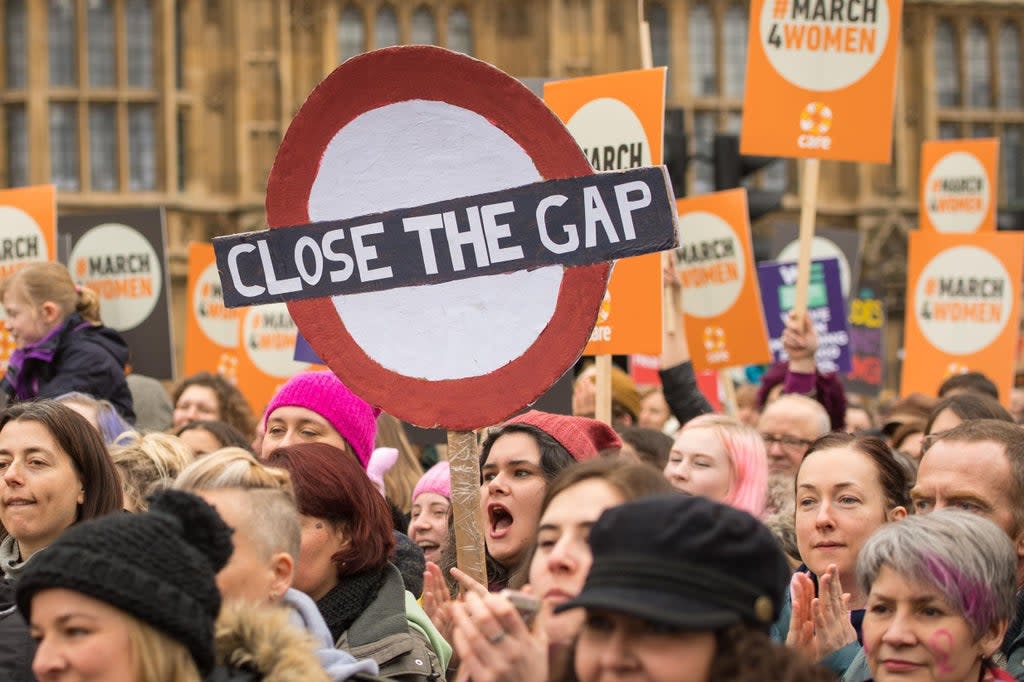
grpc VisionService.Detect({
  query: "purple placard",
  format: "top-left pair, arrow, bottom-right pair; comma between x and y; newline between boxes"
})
757,257 -> 851,374
293,331 -> 322,364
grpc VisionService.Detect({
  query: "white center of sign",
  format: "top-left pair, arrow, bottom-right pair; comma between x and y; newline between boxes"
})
309,100 -> 561,381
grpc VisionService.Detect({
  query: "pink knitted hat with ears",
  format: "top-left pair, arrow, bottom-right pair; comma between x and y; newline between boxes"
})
412,461 -> 451,503
263,371 -> 380,468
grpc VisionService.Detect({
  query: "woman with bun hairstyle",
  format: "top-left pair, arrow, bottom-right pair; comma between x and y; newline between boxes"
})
17,489 -> 331,682
265,442 -> 448,681
1,262 -> 134,421
663,413 -> 768,517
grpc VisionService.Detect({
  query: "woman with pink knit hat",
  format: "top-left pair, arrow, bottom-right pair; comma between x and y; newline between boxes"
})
663,413 -> 768,517
408,461 -> 451,564
259,370 -> 378,467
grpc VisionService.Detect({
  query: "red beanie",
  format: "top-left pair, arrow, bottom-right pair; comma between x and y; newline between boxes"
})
503,410 -> 622,461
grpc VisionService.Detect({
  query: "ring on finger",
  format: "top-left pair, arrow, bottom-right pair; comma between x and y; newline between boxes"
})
488,630 -> 507,645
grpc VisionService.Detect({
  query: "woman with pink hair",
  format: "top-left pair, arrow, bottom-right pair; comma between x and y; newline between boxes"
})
663,413 -> 768,517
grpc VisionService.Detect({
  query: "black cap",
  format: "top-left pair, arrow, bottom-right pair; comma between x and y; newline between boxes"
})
556,494 -> 790,631
17,490 -> 233,674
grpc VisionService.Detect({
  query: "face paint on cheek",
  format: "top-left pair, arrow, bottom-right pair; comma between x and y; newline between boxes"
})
928,629 -> 955,674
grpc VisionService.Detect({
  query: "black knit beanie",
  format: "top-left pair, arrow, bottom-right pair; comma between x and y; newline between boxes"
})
16,490 -> 233,675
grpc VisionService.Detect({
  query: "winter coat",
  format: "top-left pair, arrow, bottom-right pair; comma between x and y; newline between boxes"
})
282,588 -> 381,681
0,580 -> 33,682
335,564 -> 446,681
0,312 -> 135,422
659,361 -> 713,428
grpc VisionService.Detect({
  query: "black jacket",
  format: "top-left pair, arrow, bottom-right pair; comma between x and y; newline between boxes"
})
0,580 -> 34,682
1,313 -> 135,423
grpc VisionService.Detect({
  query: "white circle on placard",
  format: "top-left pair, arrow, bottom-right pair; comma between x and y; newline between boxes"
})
675,211 -> 745,318
565,98 -> 653,171
760,0 -> 889,91
778,236 -> 852,298
68,223 -> 160,332
0,206 -> 47,280
242,303 -> 309,378
193,261 -> 240,347
924,151 -> 990,233
309,99 -> 562,382
914,246 -> 1011,355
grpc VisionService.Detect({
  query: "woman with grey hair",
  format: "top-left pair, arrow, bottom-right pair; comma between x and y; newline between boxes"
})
853,511 -> 1017,682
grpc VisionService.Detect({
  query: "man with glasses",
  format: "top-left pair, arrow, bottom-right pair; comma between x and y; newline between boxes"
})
757,394 -> 830,476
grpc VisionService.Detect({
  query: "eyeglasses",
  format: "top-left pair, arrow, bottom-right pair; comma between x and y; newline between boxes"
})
760,433 -> 814,454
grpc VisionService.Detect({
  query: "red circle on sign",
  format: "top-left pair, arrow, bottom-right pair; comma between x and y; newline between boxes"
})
266,46 -> 608,429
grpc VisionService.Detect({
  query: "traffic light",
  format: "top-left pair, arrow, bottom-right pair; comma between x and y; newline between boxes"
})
663,108 -> 688,198
713,133 -> 784,221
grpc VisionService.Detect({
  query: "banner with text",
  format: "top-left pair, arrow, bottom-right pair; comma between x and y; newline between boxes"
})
758,257 -> 851,373
902,231 -> 1023,400
843,275 -> 886,396
675,190 -> 772,370
741,0 -> 902,162
0,185 -> 57,373
545,67 -> 667,355
185,243 -> 244,381
919,138 -> 999,233
59,209 -> 174,379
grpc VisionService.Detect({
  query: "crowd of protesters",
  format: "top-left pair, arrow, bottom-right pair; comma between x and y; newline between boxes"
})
4,260 -> 1024,681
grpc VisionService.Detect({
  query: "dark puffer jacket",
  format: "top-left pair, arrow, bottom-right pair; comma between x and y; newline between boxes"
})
1,312 -> 135,422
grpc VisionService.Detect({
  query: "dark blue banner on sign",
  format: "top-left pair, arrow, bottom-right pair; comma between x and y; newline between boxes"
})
213,167 -> 678,308
758,257 -> 851,374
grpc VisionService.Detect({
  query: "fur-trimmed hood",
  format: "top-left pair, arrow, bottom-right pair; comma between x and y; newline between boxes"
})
215,602 -> 329,682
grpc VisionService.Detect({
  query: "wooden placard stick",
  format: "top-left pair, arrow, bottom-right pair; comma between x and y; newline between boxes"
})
720,370 -> 738,416
447,429 -> 487,588
595,354 -> 614,425
791,158 -> 821,323
637,0 -> 678,337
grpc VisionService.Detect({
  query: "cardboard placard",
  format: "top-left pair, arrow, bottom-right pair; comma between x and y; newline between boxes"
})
843,276 -> 886,396
544,68 -> 667,355
901,231 -> 1023,400
741,0 -> 902,162
675,190 -> 772,370
184,242 -> 244,381
759,257 -> 851,373
0,185 -> 57,373
59,209 -> 175,379
919,138 -> 999,233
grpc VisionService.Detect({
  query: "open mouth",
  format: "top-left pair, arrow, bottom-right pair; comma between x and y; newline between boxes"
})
488,504 -> 514,538
417,541 -> 440,553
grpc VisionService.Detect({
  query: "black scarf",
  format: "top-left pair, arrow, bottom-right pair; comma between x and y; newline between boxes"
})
316,567 -> 387,642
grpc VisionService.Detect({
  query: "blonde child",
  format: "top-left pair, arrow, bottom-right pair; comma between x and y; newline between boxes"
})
1,262 -> 134,421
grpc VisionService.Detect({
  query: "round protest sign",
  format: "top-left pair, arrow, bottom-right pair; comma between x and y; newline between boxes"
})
266,46 -> 609,429
69,223 -> 161,332
675,211 -> 746,318
0,206 -> 47,280
193,261 -> 240,348
914,245 -> 1012,355
924,151 -> 991,233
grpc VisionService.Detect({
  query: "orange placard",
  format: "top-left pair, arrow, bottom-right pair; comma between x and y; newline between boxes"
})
919,138 -> 999,233
0,185 -> 57,372
184,242 -> 244,380
544,68 -> 667,355
741,0 -> 902,162
675,191 -> 773,370
901,231 -> 1023,401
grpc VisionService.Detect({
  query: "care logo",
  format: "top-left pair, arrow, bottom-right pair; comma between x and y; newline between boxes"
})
915,246 -> 1012,355
924,151 -> 990,233
217,353 -> 239,381
193,262 -> 240,348
944,362 -> 969,378
566,98 -> 652,172
242,302 -> 309,378
0,205 -> 47,280
675,211 -> 745,318
798,101 -> 834,151
590,290 -> 613,343
760,0 -> 890,91
68,223 -> 161,332
703,325 -> 730,363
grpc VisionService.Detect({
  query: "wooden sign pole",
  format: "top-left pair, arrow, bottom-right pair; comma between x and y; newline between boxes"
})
792,158 -> 821,322
447,429 -> 487,588
595,355 -> 614,424
720,370 -> 738,416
